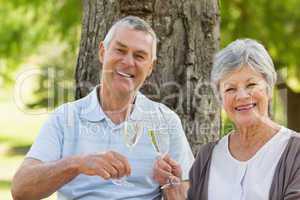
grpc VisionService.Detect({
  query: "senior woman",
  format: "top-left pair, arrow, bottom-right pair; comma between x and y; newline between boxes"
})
153,39 -> 300,200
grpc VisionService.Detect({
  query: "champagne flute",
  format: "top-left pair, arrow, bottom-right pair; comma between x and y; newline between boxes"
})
112,118 -> 144,187
123,119 -> 143,149
148,126 -> 170,157
148,126 -> 181,189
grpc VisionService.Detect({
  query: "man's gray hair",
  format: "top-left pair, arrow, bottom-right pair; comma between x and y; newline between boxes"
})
211,38 -> 277,102
103,16 -> 158,61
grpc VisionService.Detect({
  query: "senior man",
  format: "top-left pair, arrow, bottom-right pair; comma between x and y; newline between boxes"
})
11,16 -> 194,200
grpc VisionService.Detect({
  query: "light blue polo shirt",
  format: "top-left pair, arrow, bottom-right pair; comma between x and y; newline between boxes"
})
26,86 -> 194,200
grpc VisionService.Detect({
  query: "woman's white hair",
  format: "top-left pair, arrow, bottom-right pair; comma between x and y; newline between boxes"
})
211,38 -> 277,102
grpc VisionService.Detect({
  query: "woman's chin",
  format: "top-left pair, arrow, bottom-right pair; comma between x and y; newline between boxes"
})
234,116 -> 260,127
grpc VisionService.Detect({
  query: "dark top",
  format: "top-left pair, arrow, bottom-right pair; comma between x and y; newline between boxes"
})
187,134 -> 300,200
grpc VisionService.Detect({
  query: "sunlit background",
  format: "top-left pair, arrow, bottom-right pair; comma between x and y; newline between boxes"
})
0,1 -> 81,199
1,0 -> 300,199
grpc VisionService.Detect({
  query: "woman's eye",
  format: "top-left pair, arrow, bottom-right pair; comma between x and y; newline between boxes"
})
247,83 -> 257,87
225,88 -> 235,92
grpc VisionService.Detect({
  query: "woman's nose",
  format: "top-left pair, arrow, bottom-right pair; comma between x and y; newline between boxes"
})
236,88 -> 251,100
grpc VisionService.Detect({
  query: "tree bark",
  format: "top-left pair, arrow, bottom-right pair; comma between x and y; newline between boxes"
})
287,87 -> 300,132
75,0 -> 220,153
275,77 -> 300,133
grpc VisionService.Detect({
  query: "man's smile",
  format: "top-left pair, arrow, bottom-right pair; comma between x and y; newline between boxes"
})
117,70 -> 134,78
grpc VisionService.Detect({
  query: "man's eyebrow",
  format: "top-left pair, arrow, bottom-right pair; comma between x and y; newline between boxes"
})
135,50 -> 148,55
115,41 -> 127,48
115,40 -> 149,56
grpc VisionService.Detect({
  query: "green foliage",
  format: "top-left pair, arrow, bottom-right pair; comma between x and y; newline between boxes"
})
221,0 -> 300,84
220,0 -> 300,129
220,110 -> 235,137
26,41 -> 76,108
0,0 -> 82,87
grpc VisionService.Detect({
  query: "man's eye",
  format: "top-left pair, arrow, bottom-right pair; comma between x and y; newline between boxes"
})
135,54 -> 145,60
116,48 -> 125,53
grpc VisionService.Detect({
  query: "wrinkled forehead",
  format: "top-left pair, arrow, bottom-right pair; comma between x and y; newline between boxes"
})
113,26 -> 154,45
219,66 -> 267,89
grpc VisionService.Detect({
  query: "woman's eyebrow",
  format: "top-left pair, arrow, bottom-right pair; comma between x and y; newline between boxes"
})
222,82 -> 235,88
246,77 -> 261,82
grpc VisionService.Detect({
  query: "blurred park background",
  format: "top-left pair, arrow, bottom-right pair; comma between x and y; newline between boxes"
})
1,0 -> 300,199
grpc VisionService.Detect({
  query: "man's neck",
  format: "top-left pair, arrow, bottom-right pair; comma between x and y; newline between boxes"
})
98,85 -> 136,124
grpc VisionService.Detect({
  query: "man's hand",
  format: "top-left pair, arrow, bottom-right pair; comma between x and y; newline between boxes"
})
153,154 -> 188,200
11,151 -> 131,200
153,154 -> 182,186
79,151 -> 131,180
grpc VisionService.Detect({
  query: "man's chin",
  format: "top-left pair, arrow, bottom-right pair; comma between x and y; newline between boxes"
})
113,85 -> 136,96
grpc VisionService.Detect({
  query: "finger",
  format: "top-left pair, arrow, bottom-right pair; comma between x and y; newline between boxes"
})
101,152 -> 124,178
94,157 -> 119,179
95,168 -> 111,180
163,154 -> 178,167
157,159 -> 172,172
153,166 -> 173,185
110,151 -> 131,176
110,159 -> 126,178
80,154 -> 114,177
162,154 -> 182,177
154,160 -> 173,177
105,151 -> 131,177
101,160 -> 119,179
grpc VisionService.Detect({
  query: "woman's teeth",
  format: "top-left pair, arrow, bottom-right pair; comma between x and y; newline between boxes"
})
235,103 -> 256,111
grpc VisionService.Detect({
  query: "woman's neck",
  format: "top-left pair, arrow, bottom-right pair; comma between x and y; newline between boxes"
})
228,118 -> 281,161
234,117 -> 281,148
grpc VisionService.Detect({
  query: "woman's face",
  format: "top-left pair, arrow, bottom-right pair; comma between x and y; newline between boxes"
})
219,66 -> 271,127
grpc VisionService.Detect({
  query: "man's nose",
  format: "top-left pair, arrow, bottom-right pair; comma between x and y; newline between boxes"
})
122,53 -> 135,67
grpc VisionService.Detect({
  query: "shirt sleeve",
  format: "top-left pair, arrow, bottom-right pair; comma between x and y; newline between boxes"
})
284,167 -> 300,200
282,137 -> 300,199
161,106 -> 194,180
26,105 -> 65,162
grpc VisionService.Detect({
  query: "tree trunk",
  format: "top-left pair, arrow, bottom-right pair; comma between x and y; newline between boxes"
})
287,87 -> 300,132
275,76 -> 300,133
75,0 -> 220,153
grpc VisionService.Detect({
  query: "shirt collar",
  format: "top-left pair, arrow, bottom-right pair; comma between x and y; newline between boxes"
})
129,92 -> 158,122
79,85 -> 106,122
79,85 -> 145,123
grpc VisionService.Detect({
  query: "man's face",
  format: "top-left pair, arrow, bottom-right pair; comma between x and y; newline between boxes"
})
99,26 -> 154,97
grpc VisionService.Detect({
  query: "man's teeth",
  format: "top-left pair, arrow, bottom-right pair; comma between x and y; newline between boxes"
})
235,103 -> 256,111
117,71 -> 133,78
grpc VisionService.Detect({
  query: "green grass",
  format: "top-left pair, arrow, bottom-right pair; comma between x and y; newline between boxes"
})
0,89 -> 56,200
0,154 -> 56,200
0,180 -> 12,200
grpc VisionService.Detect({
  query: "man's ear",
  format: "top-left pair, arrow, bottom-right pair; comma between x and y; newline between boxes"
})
99,42 -> 105,64
147,60 -> 156,77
